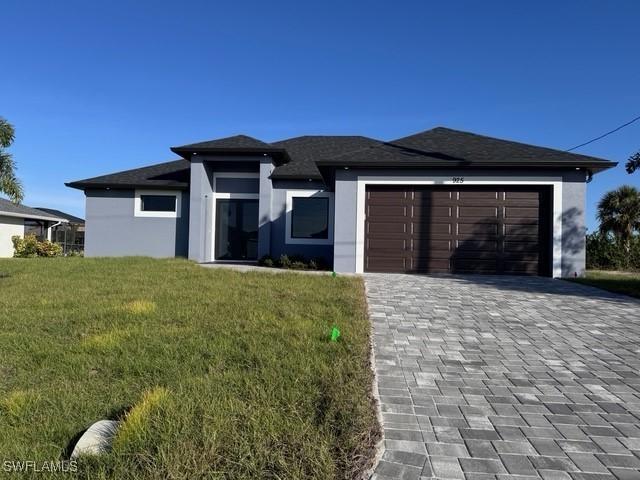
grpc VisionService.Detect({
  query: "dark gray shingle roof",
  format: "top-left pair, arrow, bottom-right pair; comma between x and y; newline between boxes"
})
173,134 -> 271,150
316,127 -> 616,171
270,136 -> 381,180
0,198 -> 67,221
66,159 -> 190,190
66,127 -> 616,190
34,208 -> 84,224
171,135 -> 280,157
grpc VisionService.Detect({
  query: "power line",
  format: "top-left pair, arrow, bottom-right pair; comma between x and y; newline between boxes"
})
566,114 -> 640,152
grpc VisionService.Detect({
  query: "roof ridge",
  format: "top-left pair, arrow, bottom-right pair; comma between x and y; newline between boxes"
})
272,134 -> 381,143
391,126 -> 609,162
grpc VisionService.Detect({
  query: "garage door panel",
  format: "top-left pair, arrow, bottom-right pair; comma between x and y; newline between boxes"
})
367,222 -> 407,235
458,190 -> 499,200
453,259 -> 499,273
367,187 -> 408,197
411,239 -> 452,253
365,186 -> 549,275
458,223 -> 499,235
502,261 -> 539,274
456,240 -> 499,252
367,238 -> 407,251
414,190 -> 453,201
505,207 -> 538,219
458,191 -> 501,206
412,222 -> 452,235
503,242 -> 539,254
412,206 -> 453,218
453,250 -> 499,260
367,194 -> 409,205
459,206 -> 498,219
409,257 -> 451,272
505,191 -> 540,203
505,223 -> 538,235
367,205 -> 407,217
367,256 -> 406,272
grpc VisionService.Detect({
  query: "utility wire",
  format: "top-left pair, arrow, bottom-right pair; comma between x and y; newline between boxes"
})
566,114 -> 640,152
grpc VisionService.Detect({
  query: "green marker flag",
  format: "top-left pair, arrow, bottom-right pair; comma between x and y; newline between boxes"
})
332,271 -> 337,278
330,326 -> 341,342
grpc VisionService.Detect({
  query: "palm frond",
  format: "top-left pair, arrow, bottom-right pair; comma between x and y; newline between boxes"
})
0,117 -> 15,149
627,151 -> 640,174
0,150 -> 24,203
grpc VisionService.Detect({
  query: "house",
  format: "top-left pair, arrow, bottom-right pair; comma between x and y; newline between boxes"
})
34,208 -> 85,254
0,198 -> 68,257
65,127 -> 616,277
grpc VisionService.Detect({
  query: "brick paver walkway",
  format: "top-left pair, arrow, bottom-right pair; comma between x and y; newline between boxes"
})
366,274 -> 640,480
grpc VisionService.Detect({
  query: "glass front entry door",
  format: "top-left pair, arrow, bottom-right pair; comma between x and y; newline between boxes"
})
215,199 -> 259,261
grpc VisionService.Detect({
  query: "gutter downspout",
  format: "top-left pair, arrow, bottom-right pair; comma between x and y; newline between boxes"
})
47,221 -> 63,241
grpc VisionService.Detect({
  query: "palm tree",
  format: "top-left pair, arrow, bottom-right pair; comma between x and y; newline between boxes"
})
597,185 -> 640,253
627,151 -> 640,174
0,117 -> 23,203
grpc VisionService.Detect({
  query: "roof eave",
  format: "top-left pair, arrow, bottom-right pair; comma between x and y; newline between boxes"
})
65,182 -> 189,191
170,146 -> 290,163
269,174 -> 324,182
316,160 -> 618,172
0,210 -> 68,222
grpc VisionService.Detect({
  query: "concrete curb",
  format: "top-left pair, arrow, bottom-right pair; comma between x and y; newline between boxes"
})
360,280 -> 385,480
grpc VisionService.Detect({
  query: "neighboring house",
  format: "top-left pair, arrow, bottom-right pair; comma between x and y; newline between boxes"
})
34,208 -> 85,254
66,127 -> 616,277
0,198 -> 68,257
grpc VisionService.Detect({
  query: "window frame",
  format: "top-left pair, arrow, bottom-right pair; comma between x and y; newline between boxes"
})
134,189 -> 181,218
285,190 -> 334,245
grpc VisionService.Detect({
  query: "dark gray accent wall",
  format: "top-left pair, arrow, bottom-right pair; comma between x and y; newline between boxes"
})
85,189 -> 189,258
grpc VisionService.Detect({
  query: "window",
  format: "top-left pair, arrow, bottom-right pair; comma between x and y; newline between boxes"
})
291,197 -> 329,239
140,195 -> 176,212
134,190 -> 181,218
285,190 -> 333,245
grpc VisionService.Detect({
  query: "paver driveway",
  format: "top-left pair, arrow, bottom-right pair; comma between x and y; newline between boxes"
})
366,274 -> 640,480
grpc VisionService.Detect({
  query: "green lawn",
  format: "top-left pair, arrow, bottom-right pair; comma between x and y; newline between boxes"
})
0,258 -> 379,479
569,270 -> 640,299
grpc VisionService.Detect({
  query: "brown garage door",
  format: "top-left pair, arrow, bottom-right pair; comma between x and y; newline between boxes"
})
364,185 -> 552,275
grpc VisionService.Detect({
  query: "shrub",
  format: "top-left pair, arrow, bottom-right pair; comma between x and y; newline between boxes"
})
260,253 -> 330,271
278,254 -> 292,268
258,255 -> 274,267
586,232 -> 640,271
12,235 -> 63,258
37,239 -> 63,257
11,235 -> 38,258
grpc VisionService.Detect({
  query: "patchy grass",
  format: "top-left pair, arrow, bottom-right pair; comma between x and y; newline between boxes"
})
0,258 -> 379,479
569,270 -> 640,299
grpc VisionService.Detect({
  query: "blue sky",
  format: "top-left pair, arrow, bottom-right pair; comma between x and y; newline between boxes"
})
2,0 -> 638,230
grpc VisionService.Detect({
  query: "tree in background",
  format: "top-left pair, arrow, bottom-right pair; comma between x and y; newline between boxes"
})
597,185 -> 640,253
0,117 -> 23,203
627,151 -> 640,174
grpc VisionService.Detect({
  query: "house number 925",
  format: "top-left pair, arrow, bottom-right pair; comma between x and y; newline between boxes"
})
452,177 -> 464,183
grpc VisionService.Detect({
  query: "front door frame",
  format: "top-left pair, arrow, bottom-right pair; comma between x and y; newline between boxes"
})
211,172 -> 259,262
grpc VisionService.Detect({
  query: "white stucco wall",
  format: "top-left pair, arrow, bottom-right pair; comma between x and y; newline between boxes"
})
0,215 -> 24,258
